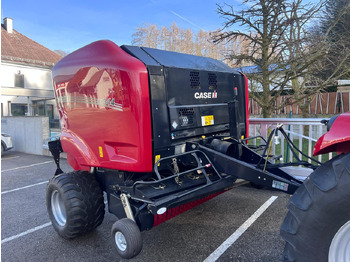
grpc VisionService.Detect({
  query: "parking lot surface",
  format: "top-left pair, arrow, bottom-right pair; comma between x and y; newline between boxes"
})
2,152 -> 290,262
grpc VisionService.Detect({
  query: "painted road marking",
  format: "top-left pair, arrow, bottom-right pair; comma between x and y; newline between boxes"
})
1,222 -> 52,244
2,161 -> 52,172
1,156 -> 20,160
2,181 -> 47,195
203,196 -> 278,262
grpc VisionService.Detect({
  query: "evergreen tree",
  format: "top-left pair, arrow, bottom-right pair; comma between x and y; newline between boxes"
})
319,0 -> 350,80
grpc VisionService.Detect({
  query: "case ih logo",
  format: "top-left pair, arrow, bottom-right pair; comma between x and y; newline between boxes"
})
194,91 -> 217,99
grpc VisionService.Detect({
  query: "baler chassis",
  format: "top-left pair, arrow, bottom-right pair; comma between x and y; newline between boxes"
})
48,124 -> 320,259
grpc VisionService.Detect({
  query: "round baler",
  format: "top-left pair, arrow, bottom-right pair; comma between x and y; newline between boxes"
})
47,40 -> 251,259
47,40 -> 336,260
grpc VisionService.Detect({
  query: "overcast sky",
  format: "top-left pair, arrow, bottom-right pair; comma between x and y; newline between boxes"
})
1,0 -> 318,53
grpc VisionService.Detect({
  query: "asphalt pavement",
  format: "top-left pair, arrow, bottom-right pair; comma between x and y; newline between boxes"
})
1,152 -> 291,262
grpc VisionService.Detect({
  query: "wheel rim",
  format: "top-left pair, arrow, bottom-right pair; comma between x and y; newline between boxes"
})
51,190 -> 67,227
115,231 -> 127,252
329,220 -> 350,262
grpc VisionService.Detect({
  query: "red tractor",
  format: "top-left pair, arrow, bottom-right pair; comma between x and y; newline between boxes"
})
281,113 -> 350,262
46,40 -> 348,260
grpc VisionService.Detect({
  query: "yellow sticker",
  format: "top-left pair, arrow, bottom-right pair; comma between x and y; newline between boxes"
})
201,115 -> 214,126
99,146 -> 104,158
155,155 -> 161,166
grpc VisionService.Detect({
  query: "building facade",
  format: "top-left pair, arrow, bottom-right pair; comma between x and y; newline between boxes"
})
1,17 -> 62,127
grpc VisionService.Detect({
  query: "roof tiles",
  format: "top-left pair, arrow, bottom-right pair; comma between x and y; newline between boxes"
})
1,24 -> 62,68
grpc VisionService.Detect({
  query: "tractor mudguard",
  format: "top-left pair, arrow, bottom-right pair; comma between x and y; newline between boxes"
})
313,112 -> 350,156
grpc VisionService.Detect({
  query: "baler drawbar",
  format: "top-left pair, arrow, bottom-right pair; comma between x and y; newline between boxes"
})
46,40 -> 320,259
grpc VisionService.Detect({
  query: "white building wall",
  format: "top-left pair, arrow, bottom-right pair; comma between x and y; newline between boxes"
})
1,62 -> 53,89
0,62 -> 58,119
1,116 -> 50,155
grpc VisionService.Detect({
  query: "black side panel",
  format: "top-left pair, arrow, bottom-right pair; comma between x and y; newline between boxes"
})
165,68 -> 246,140
147,66 -> 171,150
121,45 -> 160,66
237,73 -> 248,136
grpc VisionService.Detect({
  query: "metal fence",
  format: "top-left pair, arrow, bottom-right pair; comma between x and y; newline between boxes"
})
249,91 -> 350,116
249,118 -> 332,163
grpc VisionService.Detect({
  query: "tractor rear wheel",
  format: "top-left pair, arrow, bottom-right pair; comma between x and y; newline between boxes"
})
281,153 -> 350,262
46,171 -> 105,239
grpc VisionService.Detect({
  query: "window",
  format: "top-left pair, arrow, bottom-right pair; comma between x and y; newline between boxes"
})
33,102 -> 54,118
14,73 -> 24,87
33,103 -> 45,116
46,104 -> 54,119
11,103 -> 27,116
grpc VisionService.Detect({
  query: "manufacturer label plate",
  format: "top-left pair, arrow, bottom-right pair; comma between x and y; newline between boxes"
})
272,180 -> 289,191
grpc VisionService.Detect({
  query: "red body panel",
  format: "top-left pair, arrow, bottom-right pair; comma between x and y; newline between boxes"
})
313,112 -> 350,156
52,40 -> 153,172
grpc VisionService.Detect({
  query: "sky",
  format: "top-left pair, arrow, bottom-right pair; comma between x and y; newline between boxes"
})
1,0 -> 318,53
1,0 -> 242,53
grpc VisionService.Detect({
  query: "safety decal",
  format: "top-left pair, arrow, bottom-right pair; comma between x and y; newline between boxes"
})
201,115 -> 214,126
99,146 -> 104,158
155,155 -> 161,166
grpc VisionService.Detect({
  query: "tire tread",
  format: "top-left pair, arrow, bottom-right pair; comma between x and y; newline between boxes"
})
281,153 -> 350,262
46,171 -> 105,239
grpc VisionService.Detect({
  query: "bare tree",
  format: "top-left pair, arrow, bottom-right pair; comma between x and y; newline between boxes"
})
214,0 -> 325,117
131,22 -> 247,65
132,24 -> 159,48
54,50 -> 69,57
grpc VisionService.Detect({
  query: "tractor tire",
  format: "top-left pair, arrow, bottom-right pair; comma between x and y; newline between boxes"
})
281,153 -> 350,262
46,171 -> 105,239
111,218 -> 143,259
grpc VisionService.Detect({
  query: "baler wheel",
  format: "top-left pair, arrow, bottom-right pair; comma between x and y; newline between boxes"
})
281,153 -> 350,262
111,218 -> 143,259
46,171 -> 105,239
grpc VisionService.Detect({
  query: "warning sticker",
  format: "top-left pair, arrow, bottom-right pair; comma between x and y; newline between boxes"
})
201,115 -> 214,126
155,155 -> 161,166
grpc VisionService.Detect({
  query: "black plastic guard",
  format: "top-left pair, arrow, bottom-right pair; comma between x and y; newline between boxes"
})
48,139 -> 64,176
146,175 -> 236,214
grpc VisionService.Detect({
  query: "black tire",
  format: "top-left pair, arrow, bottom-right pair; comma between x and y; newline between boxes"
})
111,218 -> 143,259
281,153 -> 350,262
46,171 -> 105,239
